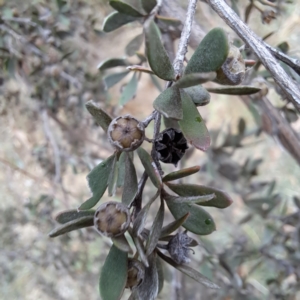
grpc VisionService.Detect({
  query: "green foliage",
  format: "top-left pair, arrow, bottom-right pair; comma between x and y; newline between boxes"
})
185,28 -> 229,74
145,20 -> 175,81
109,0 -> 145,17
153,85 -> 183,120
184,85 -> 211,106
99,245 -> 128,300
78,154 -> 115,210
102,12 -> 139,32
179,90 -> 210,151
207,86 -> 261,95
120,72 -> 138,105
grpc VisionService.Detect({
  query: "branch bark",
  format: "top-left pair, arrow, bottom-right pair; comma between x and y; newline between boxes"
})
173,0 -> 198,77
205,0 -> 300,112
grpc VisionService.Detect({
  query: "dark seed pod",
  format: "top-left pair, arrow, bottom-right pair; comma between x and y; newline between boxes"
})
155,128 -> 188,166
126,259 -> 145,289
94,201 -> 130,237
167,232 -> 194,264
214,44 -> 245,86
107,115 -> 145,151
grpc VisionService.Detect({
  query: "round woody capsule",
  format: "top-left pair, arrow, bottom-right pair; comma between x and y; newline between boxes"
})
126,259 -> 145,289
107,115 -> 145,151
94,201 -> 130,237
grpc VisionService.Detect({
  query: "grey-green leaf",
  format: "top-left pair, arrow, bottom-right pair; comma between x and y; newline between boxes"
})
146,197 -> 165,255
120,72 -> 138,105
49,216 -> 94,237
156,257 -> 164,295
153,85 -> 183,120
160,212 -> 190,238
55,209 -> 95,224
164,195 -> 216,235
157,250 -> 220,289
98,58 -> 128,71
166,183 -> 233,209
102,11 -> 139,33
141,0 -> 157,13
179,90 -> 210,151
122,153 -> 138,206
137,148 -> 162,188
206,86 -> 261,95
109,0 -> 144,17
104,71 -> 130,89
176,72 -> 216,88
184,85 -> 211,107
78,154 -> 115,210
108,154 -> 120,196
85,100 -> 112,132
125,33 -> 144,56
112,234 -> 133,253
99,245 -> 128,300
162,166 -> 200,182
145,20 -> 175,80
185,28 -> 229,74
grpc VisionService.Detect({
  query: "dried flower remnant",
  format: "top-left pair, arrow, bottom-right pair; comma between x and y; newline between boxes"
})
126,259 -> 145,289
94,201 -> 130,237
262,9 -> 277,24
155,128 -> 189,166
167,231 -> 195,264
108,115 -> 145,151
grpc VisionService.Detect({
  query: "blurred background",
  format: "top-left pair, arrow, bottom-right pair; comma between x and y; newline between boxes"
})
1,0 -> 300,299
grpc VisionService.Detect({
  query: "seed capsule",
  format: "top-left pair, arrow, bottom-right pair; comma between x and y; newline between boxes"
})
126,259 -> 145,289
94,201 -> 130,237
155,128 -> 188,166
107,115 -> 145,151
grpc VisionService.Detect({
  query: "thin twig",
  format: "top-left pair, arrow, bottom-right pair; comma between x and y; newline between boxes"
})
173,0 -> 198,78
265,44 -> 300,75
41,109 -> 61,184
205,0 -> 300,112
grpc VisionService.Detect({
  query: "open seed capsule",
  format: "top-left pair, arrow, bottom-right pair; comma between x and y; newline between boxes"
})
94,201 -> 130,237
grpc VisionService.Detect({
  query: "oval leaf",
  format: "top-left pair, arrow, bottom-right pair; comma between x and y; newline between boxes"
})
55,209 -> 95,224
109,0 -> 144,17
49,216 -> 94,238
108,153 -> 120,197
137,147 -> 162,188
178,90 -> 210,151
185,28 -> 229,74
184,86 -> 211,107
98,58 -> 128,71
102,11 -> 139,33
162,166 -> 200,182
153,85 -> 183,120
85,100 -> 112,132
120,72 -> 138,105
122,153 -> 138,206
145,20 -> 175,81
125,33 -> 144,56
164,196 -> 216,235
141,0 -> 157,13
104,71 -> 130,89
100,245 -> 128,300
78,154 -> 115,210
176,72 -> 216,88
206,86 -> 261,95
166,183 -> 233,209
157,250 -> 220,289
